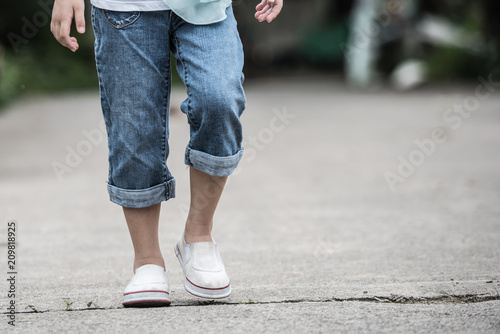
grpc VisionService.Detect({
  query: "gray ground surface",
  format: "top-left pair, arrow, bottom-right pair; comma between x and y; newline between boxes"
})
1,78 -> 499,333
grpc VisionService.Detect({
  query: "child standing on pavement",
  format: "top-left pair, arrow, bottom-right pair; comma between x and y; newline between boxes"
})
51,0 -> 283,306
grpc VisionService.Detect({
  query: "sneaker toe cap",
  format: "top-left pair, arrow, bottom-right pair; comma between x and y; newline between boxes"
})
185,267 -> 230,289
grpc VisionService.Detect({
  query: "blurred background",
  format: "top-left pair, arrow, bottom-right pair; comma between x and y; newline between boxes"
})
1,0 -> 499,107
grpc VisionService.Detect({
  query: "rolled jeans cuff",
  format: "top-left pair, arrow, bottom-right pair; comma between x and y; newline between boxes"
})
185,147 -> 243,177
107,178 -> 176,208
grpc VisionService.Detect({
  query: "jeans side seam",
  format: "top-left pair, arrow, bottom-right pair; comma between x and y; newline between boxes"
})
173,29 -> 198,168
92,7 -> 113,182
162,33 -> 171,185
173,31 -> 198,131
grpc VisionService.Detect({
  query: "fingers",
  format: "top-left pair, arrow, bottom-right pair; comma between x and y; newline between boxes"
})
266,5 -> 282,23
255,0 -> 282,23
50,0 -> 85,52
74,1 -> 86,34
51,18 -> 77,51
255,0 -> 267,11
255,4 -> 270,21
256,7 -> 275,23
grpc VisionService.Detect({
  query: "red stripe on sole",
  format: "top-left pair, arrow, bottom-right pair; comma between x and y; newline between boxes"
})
186,277 -> 230,291
124,290 -> 169,296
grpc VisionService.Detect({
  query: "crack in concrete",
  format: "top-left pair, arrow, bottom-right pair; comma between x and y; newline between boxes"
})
6,293 -> 500,315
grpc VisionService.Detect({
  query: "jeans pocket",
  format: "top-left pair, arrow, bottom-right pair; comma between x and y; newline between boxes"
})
104,10 -> 140,29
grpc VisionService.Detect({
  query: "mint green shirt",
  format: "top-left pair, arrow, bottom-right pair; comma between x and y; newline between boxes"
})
163,0 -> 232,25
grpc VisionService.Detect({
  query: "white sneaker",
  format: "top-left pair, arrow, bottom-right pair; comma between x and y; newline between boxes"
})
174,235 -> 231,299
123,264 -> 171,307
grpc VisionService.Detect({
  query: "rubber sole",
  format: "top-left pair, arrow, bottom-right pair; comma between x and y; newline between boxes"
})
123,291 -> 171,307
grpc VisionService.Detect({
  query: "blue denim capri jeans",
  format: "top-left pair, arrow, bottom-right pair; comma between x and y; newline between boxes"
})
91,5 -> 246,208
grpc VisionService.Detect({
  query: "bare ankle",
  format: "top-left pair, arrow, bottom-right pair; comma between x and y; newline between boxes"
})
184,231 -> 213,244
184,218 -> 214,244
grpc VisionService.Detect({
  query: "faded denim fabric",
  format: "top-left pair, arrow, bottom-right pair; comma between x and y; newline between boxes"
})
92,5 -> 245,208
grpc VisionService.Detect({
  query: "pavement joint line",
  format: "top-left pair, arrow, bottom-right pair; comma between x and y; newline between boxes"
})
6,293 -> 500,315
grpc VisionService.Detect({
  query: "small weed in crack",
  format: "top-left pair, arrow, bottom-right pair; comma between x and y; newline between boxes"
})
62,299 -> 75,311
238,299 -> 256,305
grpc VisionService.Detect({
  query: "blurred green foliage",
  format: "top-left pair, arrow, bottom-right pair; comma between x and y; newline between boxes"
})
0,0 -> 98,108
423,2 -> 497,81
1,47 -> 98,106
300,20 -> 349,65
0,0 -> 182,109
425,47 -> 489,81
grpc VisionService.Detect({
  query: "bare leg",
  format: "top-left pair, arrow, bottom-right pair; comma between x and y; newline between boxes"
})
185,167 -> 228,244
123,203 -> 164,272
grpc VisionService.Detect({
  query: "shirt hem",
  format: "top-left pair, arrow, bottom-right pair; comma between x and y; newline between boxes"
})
90,0 -> 170,11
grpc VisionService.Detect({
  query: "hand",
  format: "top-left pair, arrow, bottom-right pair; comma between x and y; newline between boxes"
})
50,0 -> 86,52
255,0 -> 283,23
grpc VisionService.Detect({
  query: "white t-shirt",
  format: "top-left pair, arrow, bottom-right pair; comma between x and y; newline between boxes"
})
90,0 -> 170,11
91,0 -> 231,25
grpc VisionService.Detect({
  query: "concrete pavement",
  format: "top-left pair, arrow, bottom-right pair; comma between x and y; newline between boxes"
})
1,77 -> 499,333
